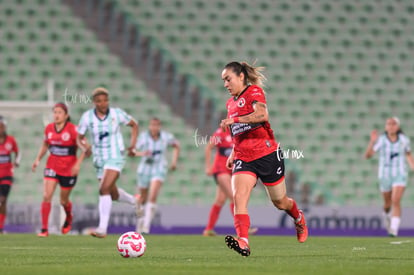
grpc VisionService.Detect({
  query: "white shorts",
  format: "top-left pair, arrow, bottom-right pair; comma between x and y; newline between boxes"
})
379,175 -> 407,192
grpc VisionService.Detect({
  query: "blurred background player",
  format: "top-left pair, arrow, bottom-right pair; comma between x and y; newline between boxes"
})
77,87 -> 139,238
220,61 -> 308,257
203,126 -> 258,236
134,117 -> 180,234
0,116 -> 20,234
32,103 -> 85,237
364,117 -> 414,237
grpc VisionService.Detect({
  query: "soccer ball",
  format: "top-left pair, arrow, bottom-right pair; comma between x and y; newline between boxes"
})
117,231 -> 147,258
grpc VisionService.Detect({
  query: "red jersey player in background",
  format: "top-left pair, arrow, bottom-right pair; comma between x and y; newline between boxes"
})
32,103 -> 86,237
220,61 -> 308,257
0,116 -> 20,234
203,127 -> 257,236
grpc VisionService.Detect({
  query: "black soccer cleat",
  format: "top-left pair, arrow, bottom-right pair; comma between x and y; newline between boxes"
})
225,235 -> 251,257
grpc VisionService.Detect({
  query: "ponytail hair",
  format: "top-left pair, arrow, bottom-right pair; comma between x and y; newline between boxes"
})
224,61 -> 267,87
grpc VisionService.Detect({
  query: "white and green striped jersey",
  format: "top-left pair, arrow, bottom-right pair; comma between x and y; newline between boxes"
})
77,108 -> 132,163
136,130 -> 178,174
373,133 -> 411,178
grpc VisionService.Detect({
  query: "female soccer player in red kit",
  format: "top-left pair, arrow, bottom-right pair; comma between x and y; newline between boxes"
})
220,61 -> 308,257
203,127 -> 257,236
32,103 -> 85,237
0,116 -> 20,233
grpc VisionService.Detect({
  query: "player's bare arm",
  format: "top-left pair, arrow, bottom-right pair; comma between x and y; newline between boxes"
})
406,152 -> 414,171
220,102 -> 268,130
225,147 -> 235,170
170,142 -> 180,171
127,119 -> 139,157
364,130 -> 378,159
32,141 -> 48,172
76,134 -> 92,157
71,150 -> 86,176
14,150 -> 21,168
204,140 -> 215,175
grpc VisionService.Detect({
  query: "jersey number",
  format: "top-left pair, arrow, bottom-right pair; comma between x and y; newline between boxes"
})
234,160 -> 242,170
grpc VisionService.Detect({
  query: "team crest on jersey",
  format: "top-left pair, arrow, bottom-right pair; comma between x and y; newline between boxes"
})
5,142 -> 12,151
48,132 -> 53,139
61,132 -> 70,141
237,98 -> 246,107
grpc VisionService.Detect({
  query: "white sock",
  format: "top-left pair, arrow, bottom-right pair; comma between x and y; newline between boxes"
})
98,195 -> 112,233
390,216 -> 401,235
382,212 -> 391,231
143,202 -> 157,232
135,203 -> 146,233
117,188 -> 136,205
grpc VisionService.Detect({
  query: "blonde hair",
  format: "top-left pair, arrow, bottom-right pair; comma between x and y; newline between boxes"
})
224,61 -> 266,87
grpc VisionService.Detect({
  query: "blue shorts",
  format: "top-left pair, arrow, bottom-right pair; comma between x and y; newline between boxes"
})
379,175 -> 407,192
95,158 -> 125,179
137,170 -> 167,188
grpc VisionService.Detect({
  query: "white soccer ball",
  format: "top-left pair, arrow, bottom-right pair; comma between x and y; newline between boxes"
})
117,231 -> 147,258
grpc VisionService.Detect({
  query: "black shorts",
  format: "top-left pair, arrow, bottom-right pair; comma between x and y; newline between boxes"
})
232,150 -> 285,186
0,178 -> 12,197
44,168 -> 77,189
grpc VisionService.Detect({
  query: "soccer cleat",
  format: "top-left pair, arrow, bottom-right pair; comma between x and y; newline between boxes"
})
225,235 -> 250,257
248,227 -> 259,235
295,210 -> 308,243
90,230 -> 107,238
203,229 -> 217,236
37,229 -> 49,237
388,228 -> 398,237
61,213 -> 73,235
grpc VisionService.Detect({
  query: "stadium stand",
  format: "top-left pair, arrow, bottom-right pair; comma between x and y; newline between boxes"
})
1,0 -> 413,207
0,0 -> 242,206
97,0 -> 414,206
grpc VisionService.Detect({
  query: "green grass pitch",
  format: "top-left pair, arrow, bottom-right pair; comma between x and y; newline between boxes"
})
0,234 -> 413,275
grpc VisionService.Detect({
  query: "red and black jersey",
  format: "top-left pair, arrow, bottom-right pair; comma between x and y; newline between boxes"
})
226,85 -> 278,162
211,128 -> 233,175
0,135 -> 18,179
44,122 -> 78,177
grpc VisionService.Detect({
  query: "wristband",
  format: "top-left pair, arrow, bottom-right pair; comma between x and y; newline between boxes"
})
233,117 -> 239,123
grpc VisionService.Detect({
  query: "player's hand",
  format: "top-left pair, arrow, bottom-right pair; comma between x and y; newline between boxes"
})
169,162 -> 177,171
127,146 -> 136,157
32,160 -> 39,172
13,162 -> 19,168
220,118 -> 235,131
370,130 -> 378,143
71,164 -> 80,176
205,166 -> 213,176
84,145 -> 92,158
226,156 -> 234,170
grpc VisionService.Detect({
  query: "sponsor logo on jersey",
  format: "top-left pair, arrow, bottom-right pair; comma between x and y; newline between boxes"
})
390,152 -> 399,159
99,131 -> 109,140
